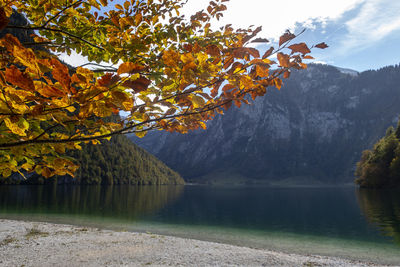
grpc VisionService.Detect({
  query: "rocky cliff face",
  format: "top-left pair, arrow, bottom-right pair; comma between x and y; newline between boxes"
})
133,64 -> 400,184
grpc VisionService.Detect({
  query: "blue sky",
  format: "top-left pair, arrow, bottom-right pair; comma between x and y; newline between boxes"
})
182,0 -> 400,72
63,0 -> 400,72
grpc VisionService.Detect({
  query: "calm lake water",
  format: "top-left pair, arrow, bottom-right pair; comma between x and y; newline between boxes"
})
1,185 -> 400,264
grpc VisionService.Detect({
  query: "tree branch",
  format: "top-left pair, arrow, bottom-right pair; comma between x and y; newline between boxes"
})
0,96 -> 236,148
6,25 -> 104,51
41,0 -> 83,28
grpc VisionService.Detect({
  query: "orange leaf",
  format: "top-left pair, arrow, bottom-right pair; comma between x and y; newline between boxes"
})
283,70 -> 290,79
37,85 -> 66,98
255,65 -> 269,77
279,31 -> 296,46
274,78 -> 282,90
247,48 -> 260,58
206,45 -> 220,57
288,43 -> 311,55
251,38 -> 269,43
135,13 -> 142,25
262,47 -> 274,59
222,84 -> 235,92
223,55 -> 234,69
277,53 -> 290,68
315,42 -> 328,49
183,43 -> 193,52
232,47 -> 247,59
50,58 -> 72,93
5,66 -> 34,91
117,62 -> 147,75
97,73 -> 120,87
122,76 -> 151,92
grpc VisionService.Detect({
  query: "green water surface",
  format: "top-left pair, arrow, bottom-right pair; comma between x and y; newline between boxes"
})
0,185 -> 400,265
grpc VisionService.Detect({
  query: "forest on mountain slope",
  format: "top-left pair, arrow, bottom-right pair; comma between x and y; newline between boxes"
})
0,135 -> 184,185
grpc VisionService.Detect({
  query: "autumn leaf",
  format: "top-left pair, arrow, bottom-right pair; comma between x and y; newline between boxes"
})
279,30 -> 296,46
50,58 -> 71,92
277,53 -> 290,68
5,66 -> 34,91
206,45 -> 220,57
97,73 -> 120,87
251,38 -> 269,43
122,76 -> 151,92
37,85 -> 66,98
262,47 -> 274,59
4,117 -> 29,136
315,42 -> 329,49
283,70 -> 290,79
191,95 -> 205,108
288,43 -> 311,55
247,48 -> 260,58
222,84 -> 235,92
117,62 -> 147,75
223,56 -> 234,69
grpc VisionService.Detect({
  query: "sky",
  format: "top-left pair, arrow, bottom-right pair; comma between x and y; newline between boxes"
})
62,0 -> 400,72
181,0 -> 400,72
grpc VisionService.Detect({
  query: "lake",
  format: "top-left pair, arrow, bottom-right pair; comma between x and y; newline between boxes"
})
1,185 -> 400,264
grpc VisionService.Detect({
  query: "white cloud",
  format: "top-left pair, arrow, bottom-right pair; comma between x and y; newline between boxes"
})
342,0 -> 400,51
59,51 -> 89,67
182,0 -> 364,39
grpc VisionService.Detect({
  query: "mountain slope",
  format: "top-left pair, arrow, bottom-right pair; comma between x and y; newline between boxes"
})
133,64 -> 400,184
1,135 -> 184,185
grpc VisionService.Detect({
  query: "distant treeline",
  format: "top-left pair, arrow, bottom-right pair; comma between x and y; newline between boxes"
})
0,135 -> 184,185
355,119 -> 400,188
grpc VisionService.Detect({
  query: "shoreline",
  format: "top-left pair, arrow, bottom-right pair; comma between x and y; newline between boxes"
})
0,219 -> 391,266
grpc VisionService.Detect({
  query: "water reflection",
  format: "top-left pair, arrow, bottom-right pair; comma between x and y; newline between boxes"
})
356,189 -> 400,245
0,185 -> 184,221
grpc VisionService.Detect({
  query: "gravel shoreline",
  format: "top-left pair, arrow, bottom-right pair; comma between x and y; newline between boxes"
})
0,219 -> 392,267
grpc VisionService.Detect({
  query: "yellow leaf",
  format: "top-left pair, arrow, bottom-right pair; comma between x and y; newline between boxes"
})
4,117 -> 29,136
66,106 -> 76,112
191,95 -> 205,108
135,131 -> 147,138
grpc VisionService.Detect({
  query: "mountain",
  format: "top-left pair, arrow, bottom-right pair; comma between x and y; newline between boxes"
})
64,135 -> 184,185
133,64 -> 400,184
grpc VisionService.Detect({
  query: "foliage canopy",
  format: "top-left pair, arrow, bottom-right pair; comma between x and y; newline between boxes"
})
355,119 -> 400,188
0,0 -> 326,178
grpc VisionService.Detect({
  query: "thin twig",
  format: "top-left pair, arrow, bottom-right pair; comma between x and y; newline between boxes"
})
41,0 -> 83,28
6,25 -> 104,51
